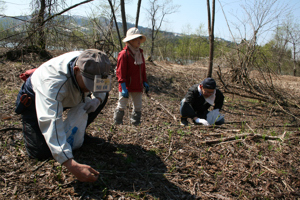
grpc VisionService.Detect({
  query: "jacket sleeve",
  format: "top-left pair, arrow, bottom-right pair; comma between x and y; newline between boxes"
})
183,85 -> 197,118
92,92 -> 107,103
116,50 -> 127,83
184,85 -> 197,105
34,79 -> 73,164
214,89 -> 224,110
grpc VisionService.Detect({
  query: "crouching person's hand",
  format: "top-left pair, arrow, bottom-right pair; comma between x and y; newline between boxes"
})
63,159 -> 99,182
194,118 -> 210,126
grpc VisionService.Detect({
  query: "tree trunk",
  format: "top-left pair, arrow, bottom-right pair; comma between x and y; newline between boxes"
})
37,0 -> 46,50
150,19 -> 155,59
135,0 -> 142,28
206,0 -> 215,78
108,0 -> 123,51
293,42 -> 296,76
120,0 -> 127,36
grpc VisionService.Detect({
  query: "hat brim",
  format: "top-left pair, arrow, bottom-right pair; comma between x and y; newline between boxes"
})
82,76 -> 94,92
122,34 -> 146,43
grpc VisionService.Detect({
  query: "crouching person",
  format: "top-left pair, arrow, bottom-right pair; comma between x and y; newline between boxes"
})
15,49 -> 111,182
180,78 -> 225,126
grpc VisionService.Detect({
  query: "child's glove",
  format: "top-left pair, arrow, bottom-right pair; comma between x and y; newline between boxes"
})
84,98 -> 100,114
195,118 -> 210,126
121,82 -> 129,98
143,82 -> 149,93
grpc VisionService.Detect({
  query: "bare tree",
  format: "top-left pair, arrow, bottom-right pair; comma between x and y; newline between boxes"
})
107,0 -> 123,51
24,0 -> 95,53
217,0 -> 299,109
0,0 -> 94,59
30,0 -> 69,50
220,0 -> 290,81
35,0 -> 47,50
120,0 -> 127,36
206,0 -> 215,78
135,0 -> 142,27
285,19 -> 300,76
0,1 -> 5,13
273,26 -> 290,74
116,0 -> 143,47
145,0 -> 178,60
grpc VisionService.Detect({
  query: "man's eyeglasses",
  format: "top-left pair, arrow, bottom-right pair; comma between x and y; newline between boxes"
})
203,89 -> 215,94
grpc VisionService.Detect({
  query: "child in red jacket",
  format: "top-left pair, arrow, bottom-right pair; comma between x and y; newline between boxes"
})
114,27 -> 149,125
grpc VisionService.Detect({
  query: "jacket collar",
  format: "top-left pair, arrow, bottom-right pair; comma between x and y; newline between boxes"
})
198,85 -> 216,105
68,57 -> 83,93
68,56 -> 86,102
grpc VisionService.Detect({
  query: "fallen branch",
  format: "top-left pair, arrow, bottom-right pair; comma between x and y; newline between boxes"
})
146,94 -> 177,122
276,101 -> 300,122
201,132 -> 285,145
280,131 -> 287,141
216,138 -> 245,146
250,134 -> 285,141
224,121 -> 249,124
31,159 -> 49,172
164,141 -> 173,161
0,127 -> 22,132
201,133 -> 254,144
246,123 -> 255,134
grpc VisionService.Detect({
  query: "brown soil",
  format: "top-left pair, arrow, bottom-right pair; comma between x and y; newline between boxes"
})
0,53 -> 300,199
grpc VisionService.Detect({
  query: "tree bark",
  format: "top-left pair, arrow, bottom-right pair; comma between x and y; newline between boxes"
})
108,0 -> 123,51
120,0 -> 127,36
135,0 -> 142,28
37,0 -> 46,50
206,0 -> 215,78
293,42 -> 296,76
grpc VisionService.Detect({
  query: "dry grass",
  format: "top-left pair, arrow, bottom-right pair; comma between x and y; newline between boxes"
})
0,54 -> 299,199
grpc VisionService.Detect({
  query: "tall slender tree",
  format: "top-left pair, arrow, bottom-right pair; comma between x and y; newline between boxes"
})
36,0 -> 47,50
206,0 -> 215,78
120,0 -> 127,36
135,0 -> 142,27
285,19 -> 300,76
108,0 -> 123,50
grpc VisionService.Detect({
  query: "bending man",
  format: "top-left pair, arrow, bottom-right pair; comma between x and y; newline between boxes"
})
15,49 -> 111,182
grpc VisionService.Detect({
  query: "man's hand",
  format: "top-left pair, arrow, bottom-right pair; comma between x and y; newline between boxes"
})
195,118 -> 210,126
63,159 -> 99,182
84,98 -> 100,114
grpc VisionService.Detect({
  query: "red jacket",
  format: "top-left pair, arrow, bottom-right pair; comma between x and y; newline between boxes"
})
116,45 -> 147,92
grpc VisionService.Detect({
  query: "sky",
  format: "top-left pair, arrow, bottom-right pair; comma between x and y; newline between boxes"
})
2,0 -> 300,45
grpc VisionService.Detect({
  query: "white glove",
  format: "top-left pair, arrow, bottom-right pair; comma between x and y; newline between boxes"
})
195,118 -> 210,126
84,98 -> 100,114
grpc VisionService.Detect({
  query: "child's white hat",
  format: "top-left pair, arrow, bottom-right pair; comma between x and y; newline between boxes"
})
122,27 -> 146,43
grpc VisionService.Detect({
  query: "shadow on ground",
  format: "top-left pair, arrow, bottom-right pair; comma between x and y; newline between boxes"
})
72,142 -> 195,199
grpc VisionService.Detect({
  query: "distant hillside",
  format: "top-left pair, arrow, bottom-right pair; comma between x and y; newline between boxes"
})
0,14 -> 165,35
0,14 -> 232,44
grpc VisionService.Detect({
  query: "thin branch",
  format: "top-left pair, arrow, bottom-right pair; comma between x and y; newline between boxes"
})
43,0 -> 94,24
